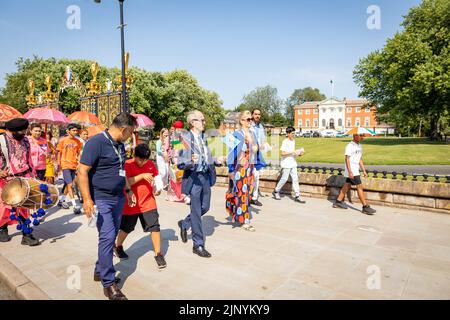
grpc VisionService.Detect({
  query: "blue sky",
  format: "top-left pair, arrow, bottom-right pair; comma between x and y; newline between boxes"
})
0,0 -> 421,109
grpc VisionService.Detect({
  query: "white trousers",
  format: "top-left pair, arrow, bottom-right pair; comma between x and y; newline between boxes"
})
274,167 -> 300,197
252,168 -> 261,200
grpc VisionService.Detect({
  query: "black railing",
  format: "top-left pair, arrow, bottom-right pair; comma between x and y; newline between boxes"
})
263,165 -> 450,183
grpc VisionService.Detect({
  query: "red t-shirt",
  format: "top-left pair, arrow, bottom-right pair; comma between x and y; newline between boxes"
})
123,159 -> 158,215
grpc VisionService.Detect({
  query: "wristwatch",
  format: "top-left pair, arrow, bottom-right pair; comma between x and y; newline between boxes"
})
125,188 -> 132,194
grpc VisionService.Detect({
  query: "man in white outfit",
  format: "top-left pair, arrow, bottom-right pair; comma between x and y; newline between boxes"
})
272,126 -> 306,203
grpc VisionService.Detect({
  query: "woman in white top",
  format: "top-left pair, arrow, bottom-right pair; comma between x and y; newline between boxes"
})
272,126 -> 306,203
155,128 -> 170,190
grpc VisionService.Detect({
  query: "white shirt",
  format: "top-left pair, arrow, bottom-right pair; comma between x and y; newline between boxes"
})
344,141 -> 362,177
280,138 -> 297,168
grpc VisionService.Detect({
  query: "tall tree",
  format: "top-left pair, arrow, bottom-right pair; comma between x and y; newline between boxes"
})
0,57 -> 225,132
353,0 -> 450,139
285,87 -> 326,125
242,85 -> 284,123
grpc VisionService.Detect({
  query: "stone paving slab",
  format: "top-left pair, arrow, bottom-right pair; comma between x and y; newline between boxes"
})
0,187 -> 450,300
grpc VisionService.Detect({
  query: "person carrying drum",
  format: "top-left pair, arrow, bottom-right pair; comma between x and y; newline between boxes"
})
0,118 -> 40,246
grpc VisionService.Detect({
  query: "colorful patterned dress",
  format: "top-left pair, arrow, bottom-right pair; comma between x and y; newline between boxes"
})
226,131 -> 257,225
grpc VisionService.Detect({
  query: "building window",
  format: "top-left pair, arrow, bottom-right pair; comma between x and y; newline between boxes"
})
355,118 -> 360,126
305,109 -> 310,115
298,120 -> 302,128
356,107 -> 361,113
314,119 -> 318,127
306,120 -> 310,127
298,110 -> 302,115
338,119 -> 342,127
346,119 -> 351,127
365,117 -> 370,126
346,107 -> 352,113
322,119 -> 326,127
313,109 -> 318,114
365,107 -> 371,113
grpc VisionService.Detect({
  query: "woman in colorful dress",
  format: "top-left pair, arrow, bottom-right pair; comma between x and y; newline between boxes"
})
226,110 -> 259,231
28,123 -> 50,181
43,131 -> 57,184
166,121 -> 187,203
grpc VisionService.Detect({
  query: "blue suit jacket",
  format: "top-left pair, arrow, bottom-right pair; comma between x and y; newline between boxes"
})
177,131 -> 217,195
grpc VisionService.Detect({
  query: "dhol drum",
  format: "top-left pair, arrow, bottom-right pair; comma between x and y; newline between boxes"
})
1,178 -> 59,210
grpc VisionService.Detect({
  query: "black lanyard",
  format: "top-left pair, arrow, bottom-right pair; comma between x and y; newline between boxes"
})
103,132 -> 124,170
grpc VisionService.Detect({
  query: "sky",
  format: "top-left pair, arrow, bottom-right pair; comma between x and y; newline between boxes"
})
0,0 -> 421,109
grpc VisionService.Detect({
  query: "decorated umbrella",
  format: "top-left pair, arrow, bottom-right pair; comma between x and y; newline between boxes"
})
68,111 -> 101,126
131,113 -> 154,145
23,107 -> 69,126
0,104 -> 22,123
86,124 -> 105,138
131,113 -> 154,128
345,127 -> 376,136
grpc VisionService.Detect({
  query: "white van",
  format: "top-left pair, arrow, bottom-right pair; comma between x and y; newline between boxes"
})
321,129 -> 338,138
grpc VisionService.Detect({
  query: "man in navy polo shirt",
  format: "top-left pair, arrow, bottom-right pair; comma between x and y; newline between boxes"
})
78,113 -> 137,300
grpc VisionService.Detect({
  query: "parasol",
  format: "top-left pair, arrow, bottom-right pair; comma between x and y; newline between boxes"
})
131,113 -> 154,128
0,104 -> 22,123
23,107 -> 69,126
345,127 -> 376,136
68,111 -> 101,126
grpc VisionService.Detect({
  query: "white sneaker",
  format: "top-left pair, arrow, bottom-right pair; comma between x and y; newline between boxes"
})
184,196 -> 191,205
272,191 -> 281,200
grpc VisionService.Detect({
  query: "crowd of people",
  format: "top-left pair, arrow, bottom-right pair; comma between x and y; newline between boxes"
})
0,108 -> 376,300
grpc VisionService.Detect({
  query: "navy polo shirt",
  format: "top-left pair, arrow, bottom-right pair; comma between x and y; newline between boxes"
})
80,130 -> 126,201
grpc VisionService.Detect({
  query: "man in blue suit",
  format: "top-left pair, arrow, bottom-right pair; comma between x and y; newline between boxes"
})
177,110 -> 218,258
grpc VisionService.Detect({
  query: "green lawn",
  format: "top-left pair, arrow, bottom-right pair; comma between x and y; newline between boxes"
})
208,137 -> 450,165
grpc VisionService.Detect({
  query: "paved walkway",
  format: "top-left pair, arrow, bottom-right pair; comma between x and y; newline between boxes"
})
1,187 -> 450,300
0,279 -> 16,300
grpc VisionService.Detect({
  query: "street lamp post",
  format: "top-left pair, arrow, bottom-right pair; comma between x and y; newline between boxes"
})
95,0 -> 128,113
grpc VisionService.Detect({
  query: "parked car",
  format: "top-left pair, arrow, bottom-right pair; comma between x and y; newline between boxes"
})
336,132 -> 348,138
312,131 -> 321,138
302,132 -> 312,138
294,131 -> 303,138
321,129 -> 338,138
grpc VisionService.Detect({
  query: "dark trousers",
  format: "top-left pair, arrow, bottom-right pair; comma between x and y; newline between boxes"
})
181,172 -> 211,248
94,196 -> 125,288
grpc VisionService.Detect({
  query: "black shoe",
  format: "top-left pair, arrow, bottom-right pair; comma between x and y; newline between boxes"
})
362,205 -> 376,215
154,254 -> 167,269
0,228 -> 11,242
21,233 -> 40,246
193,246 -> 211,258
333,200 -> 348,209
294,196 -> 306,204
178,220 -> 187,243
73,207 -> 82,215
103,284 -> 128,300
250,199 -> 263,206
94,273 -> 121,284
113,245 -> 129,260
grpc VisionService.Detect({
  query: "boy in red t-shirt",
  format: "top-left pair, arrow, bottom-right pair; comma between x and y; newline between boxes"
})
114,143 -> 166,268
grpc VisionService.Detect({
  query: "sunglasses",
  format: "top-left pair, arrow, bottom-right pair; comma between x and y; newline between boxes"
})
242,118 -> 252,122
192,119 -> 206,123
